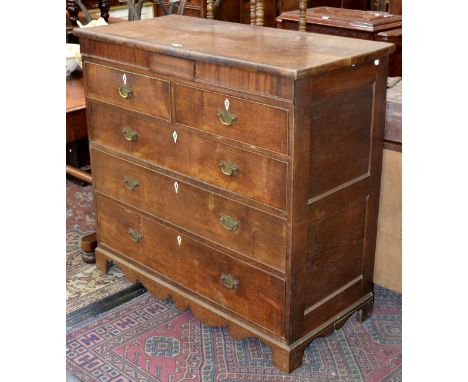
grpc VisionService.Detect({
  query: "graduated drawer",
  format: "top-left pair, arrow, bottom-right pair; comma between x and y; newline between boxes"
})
97,196 -> 285,336
174,84 -> 289,154
84,63 -> 170,120
89,101 -> 287,210
92,149 -> 287,271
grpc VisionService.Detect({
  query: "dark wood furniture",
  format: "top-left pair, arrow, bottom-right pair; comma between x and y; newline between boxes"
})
157,0 -> 368,29
66,72 -> 97,263
154,0 -> 297,27
67,12 -> 128,263
388,0 -> 401,14
384,77 -> 401,150
308,0 -> 368,8
276,6 -> 402,76
67,0 -> 113,26
376,27 -> 402,76
66,72 -> 92,183
75,15 -> 393,372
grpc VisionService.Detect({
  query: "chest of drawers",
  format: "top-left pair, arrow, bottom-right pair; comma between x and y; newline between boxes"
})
75,15 -> 393,372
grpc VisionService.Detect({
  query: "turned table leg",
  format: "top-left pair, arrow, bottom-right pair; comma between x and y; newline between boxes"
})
68,170 -> 95,264
206,0 -> 214,19
250,0 -> 256,25
98,0 -> 111,21
298,0 -> 307,32
255,0 -> 264,26
67,0 -> 80,26
81,232 -> 97,263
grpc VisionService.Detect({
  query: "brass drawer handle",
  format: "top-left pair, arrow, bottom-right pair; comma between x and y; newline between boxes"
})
220,215 -> 239,231
217,109 -> 237,126
217,98 -> 237,126
128,228 -> 143,242
118,84 -> 133,99
219,160 -> 239,177
221,273 -> 239,289
124,176 -> 139,190
122,127 -> 138,141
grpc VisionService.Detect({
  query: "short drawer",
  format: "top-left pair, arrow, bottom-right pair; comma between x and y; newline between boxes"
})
92,149 -> 287,271
89,101 -> 287,210
84,63 -> 170,120
97,196 -> 285,336
174,84 -> 289,154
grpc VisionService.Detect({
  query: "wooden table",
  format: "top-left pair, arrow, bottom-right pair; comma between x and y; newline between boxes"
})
276,6 -> 402,76
66,71 -> 97,263
66,72 -> 92,183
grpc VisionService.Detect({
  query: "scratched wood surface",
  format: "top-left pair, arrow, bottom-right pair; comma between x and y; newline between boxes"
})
74,15 -> 394,78
80,16 -> 393,372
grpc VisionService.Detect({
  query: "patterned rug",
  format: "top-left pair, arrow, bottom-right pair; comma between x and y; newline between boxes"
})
66,285 -> 401,381
67,179 -> 133,314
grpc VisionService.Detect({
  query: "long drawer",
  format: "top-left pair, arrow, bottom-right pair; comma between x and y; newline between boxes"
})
89,101 -> 287,210
174,84 -> 289,154
92,149 -> 287,271
96,196 -> 285,336
85,63 -> 171,120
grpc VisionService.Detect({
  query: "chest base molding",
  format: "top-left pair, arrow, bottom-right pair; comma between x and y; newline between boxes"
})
95,247 -> 374,373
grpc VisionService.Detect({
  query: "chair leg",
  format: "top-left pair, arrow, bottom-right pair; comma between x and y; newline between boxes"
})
255,0 -> 264,26
298,0 -> 307,32
207,0 -> 214,19
98,0 -> 111,21
67,0 -> 80,26
250,0 -> 256,25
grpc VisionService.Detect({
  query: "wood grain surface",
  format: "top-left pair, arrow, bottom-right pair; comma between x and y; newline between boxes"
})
97,196 -> 286,336
75,15 -> 394,78
80,16 -> 391,372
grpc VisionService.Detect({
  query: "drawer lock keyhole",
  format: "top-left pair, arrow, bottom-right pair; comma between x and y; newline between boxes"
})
118,73 -> 133,99
217,98 -> 237,126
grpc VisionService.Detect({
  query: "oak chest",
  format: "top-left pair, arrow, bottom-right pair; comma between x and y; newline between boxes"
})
75,15 -> 393,372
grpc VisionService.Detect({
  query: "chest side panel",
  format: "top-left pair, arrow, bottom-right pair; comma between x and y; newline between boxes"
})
301,59 -> 387,334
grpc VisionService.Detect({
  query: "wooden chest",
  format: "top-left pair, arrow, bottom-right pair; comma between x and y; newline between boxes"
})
74,15 -> 393,372
276,6 -> 402,76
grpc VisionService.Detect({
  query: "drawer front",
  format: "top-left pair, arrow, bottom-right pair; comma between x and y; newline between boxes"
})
174,84 -> 289,154
85,63 -> 171,120
89,102 -> 287,210
92,149 -> 287,271
97,197 -> 285,336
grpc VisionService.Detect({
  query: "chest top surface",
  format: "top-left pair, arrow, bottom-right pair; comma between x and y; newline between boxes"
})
74,15 -> 394,79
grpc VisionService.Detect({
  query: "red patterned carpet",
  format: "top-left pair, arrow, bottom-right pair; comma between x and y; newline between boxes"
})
67,179 -> 133,314
67,285 -> 401,381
